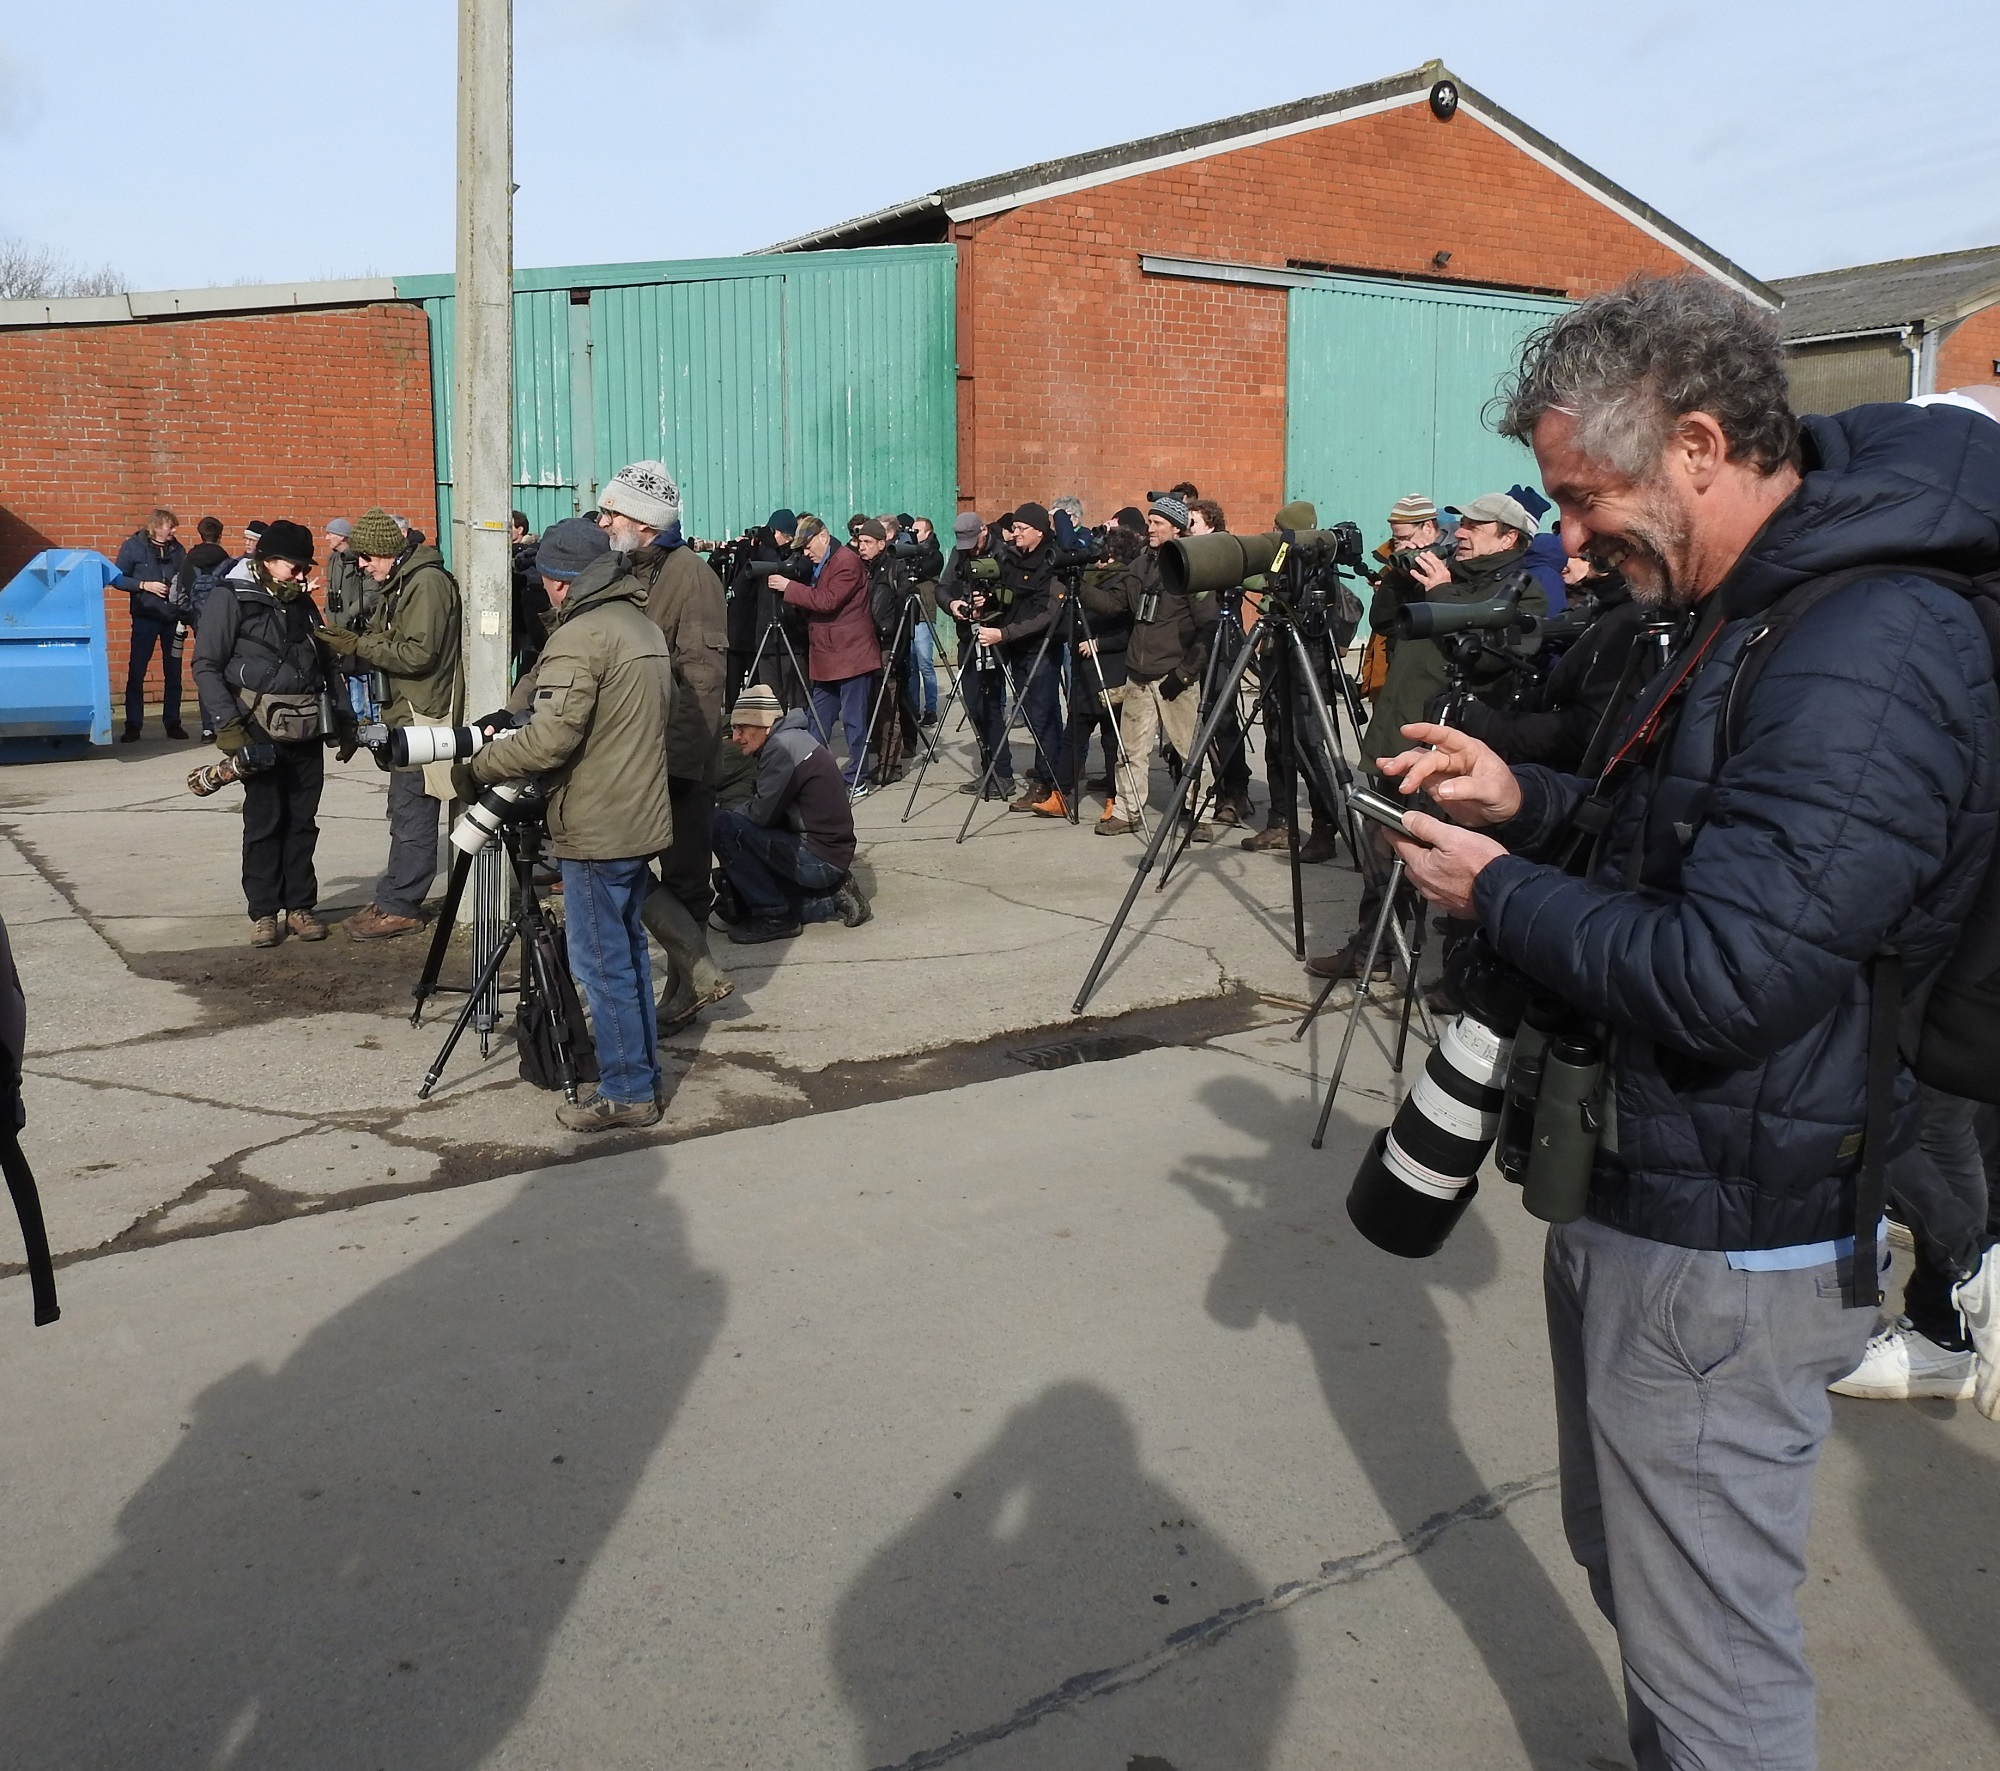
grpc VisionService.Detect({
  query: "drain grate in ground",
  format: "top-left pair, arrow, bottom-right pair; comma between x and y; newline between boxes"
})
1006,1032 -> 1164,1072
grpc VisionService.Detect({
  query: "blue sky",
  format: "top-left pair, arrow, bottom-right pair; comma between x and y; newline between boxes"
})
4,0 -> 1996,292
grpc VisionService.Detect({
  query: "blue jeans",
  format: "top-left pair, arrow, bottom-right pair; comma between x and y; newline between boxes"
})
811,674 -> 874,789
713,809 -> 846,924
909,619 -> 938,716
559,857 -> 659,1106
1006,646 -> 1066,787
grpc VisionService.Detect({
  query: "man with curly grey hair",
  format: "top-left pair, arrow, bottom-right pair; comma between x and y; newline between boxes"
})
1379,274 -> 2000,1769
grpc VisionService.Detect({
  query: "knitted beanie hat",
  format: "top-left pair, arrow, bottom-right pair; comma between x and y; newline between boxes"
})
730,684 -> 784,728
536,516 -> 610,581
1148,494 -> 1191,533
349,507 -> 407,558
599,460 -> 682,531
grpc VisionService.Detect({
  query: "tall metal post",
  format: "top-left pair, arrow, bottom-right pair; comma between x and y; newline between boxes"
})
453,0 -> 513,723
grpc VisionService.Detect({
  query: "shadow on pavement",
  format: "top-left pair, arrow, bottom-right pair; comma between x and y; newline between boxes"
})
1171,1072 -> 1625,1770
0,1167 -> 724,1770
1844,1396 -> 2000,1735
833,1381 -> 1296,1770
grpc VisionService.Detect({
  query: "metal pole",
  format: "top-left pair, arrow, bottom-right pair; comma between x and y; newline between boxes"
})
454,0 -> 513,726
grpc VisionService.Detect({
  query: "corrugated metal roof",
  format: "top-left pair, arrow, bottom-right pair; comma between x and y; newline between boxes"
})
1771,245 -> 2000,340
759,60 -> 1775,305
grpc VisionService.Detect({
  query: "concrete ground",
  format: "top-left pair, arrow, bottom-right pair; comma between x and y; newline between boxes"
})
0,725 -> 1995,1769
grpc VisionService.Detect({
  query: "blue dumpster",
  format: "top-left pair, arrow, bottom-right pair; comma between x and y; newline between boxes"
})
0,549 -> 116,763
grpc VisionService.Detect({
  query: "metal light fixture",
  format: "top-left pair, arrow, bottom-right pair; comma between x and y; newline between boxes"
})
1429,80 -> 1459,121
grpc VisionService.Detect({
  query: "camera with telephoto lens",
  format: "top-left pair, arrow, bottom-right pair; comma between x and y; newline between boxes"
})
387,709 -> 522,769
1158,526 -> 1367,598
451,778 -> 546,857
187,740 -> 279,797
1346,934 -> 1608,1257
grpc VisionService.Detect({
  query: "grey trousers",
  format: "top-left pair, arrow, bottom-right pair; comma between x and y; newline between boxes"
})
377,768 -> 443,919
1545,1215 -> 1874,1771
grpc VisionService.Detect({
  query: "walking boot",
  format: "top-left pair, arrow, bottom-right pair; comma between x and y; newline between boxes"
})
1305,935 -> 1391,982
1296,823 -> 1341,864
1242,822 -> 1292,853
286,908 -> 328,942
345,903 -> 424,941
1028,786 -> 1069,818
250,915 -> 285,949
119,725 -> 140,744
1096,798 -> 1137,836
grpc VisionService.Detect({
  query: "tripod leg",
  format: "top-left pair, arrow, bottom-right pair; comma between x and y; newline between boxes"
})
1072,620 -> 1268,1013
1310,856 -> 1407,1150
1391,887 -> 1429,1074
774,626 -> 832,745
419,920 -> 521,1097
1277,638 -> 1305,957
410,845 -> 475,1024
521,914 -> 584,1105
953,660 -> 1016,842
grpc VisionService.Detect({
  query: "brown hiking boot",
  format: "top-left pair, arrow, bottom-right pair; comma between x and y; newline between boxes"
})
345,903 -> 424,941
1242,822 -> 1292,852
1009,784 -> 1048,812
1028,786 -> 1070,818
1305,935 -> 1392,982
286,908 -> 328,942
250,915 -> 285,949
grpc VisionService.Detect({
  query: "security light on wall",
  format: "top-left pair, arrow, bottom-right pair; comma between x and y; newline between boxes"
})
1429,81 -> 1459,121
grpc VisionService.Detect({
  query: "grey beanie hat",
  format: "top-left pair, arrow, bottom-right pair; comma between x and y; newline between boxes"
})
325,516 -> 353,538
536,516 -> 611,580
1149,494 -> 1192,533
599,460 -> 682,530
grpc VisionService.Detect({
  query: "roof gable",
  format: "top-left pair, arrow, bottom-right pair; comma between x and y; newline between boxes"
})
762,60 -> 1773,305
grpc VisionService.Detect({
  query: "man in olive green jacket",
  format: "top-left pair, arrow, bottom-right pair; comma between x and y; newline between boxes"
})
316,507 -> 465,939
470,517 -> 675,1131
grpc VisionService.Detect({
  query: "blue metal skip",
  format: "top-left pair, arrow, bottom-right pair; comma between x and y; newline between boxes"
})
0,550 -> 116,761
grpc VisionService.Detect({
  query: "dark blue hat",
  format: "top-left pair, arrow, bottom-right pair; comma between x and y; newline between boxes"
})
537,516 -> 610,581
768,509 -> 798,535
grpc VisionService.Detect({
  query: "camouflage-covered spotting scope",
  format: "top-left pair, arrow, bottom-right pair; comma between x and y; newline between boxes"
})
1158,525 -> 1365,597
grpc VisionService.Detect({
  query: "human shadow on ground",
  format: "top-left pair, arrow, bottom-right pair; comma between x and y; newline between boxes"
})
1843,1395 -> 2000,1736
0,1167 -> 723,1771
1169,1072 -> 1625,1769
833,1381 -> 1296,1770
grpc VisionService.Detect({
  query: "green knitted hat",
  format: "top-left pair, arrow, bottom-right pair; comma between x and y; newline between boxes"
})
349,507 -> 406,558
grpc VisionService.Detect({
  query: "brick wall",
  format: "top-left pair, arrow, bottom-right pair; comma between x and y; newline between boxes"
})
0,304 -> 436,709
958,101 -> 1707,525
1935,303 -> 2000,394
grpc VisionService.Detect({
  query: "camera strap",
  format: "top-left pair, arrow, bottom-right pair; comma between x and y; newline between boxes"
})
1558,593 -> 1731,874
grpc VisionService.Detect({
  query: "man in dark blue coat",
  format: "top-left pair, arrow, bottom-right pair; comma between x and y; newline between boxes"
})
1382,276 -> 2000,1771
111,508 -> 190,741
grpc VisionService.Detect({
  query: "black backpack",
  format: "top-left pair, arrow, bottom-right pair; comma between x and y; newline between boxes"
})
1720,564 -> 2000,1105
516,924 -> 599,1092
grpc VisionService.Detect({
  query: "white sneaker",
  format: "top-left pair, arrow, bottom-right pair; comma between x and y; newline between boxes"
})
1950,1245 -> 2000,1420
1829,1318 -> 1976,1401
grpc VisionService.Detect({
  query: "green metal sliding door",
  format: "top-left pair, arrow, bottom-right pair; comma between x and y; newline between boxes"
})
1285,274 -> 1570,580
406,244 -> 956,560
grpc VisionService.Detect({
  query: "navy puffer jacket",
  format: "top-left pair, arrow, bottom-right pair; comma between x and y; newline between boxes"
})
1473,402 -> 2000,1250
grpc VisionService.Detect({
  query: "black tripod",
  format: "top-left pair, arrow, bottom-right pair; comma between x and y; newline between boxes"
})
740,606 -> 831,745
409,799 -> 582,1104
1073,560 -> 1425,1018
856,587 -> 944,799
953,598 -> 1075,841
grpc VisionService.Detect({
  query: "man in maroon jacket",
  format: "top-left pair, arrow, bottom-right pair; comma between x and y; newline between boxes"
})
776,516 -> 880,792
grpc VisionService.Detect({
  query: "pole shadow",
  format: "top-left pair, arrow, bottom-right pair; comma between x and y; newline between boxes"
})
1169,1072 -> 1625,1769
0,1167 -> 724,1770
832,1381 -> 1296,1770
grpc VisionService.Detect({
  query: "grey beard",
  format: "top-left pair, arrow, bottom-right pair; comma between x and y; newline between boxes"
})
609,531 -> 642,555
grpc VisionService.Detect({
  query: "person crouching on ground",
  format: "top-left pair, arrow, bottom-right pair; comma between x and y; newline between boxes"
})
190,521 -> 334,948
712,685 -> 869,943
466,516 -> 675,1133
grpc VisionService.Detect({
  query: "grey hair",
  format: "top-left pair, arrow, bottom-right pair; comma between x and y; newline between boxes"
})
1051,494 -> 1085,524
1495,275 -> 1798,479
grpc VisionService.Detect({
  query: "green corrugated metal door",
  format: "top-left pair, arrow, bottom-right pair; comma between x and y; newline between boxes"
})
1286,276 -> 1569,564
412,245 -> 956,560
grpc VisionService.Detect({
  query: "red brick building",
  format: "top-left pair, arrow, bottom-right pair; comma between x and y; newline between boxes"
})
767,61 -> 1774,530
0,284 -> 436,693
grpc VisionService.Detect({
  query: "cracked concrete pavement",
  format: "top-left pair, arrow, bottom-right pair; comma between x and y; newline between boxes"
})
0,730 -> 1994,1768
0,729 -> 1354,1264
